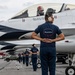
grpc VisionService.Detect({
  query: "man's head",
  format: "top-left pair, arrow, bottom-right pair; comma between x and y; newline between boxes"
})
26,49 -> 28,51
37,6 -> 44,11
32,44 -> 36,47
37,6 -> 44,16
45,13 -> 54,23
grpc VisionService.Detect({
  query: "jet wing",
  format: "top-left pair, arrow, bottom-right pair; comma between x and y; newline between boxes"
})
0,40 -> 40,53
0,35 -> 75,53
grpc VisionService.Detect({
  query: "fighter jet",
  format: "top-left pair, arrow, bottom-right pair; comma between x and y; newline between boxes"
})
0,3 -> 75,75
0,3 -> 75,40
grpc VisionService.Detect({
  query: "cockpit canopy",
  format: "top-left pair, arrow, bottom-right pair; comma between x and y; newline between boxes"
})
10,3 -> 75,19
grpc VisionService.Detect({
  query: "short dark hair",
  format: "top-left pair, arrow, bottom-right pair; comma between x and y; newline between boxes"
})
32,44 -> 35,46
45,13 -> 52,21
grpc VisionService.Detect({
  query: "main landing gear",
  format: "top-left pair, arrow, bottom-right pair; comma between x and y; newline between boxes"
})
65,54 -> 75,75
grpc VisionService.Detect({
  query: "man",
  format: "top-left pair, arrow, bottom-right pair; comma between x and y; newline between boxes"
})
37,6 -> 44,16
22,53 -> 26,64
18,53 -> 22,63
24,49 -> 30,66
31,13 -> 65,75
30,44 -> 39,71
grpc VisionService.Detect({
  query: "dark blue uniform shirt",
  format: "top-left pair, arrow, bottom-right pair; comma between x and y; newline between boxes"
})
34,22 -> 62,47
31,47 -> 38,53
24,51 -> 30,55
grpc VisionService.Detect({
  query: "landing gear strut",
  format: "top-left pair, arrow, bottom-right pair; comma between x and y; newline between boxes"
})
65,54 -> 75,75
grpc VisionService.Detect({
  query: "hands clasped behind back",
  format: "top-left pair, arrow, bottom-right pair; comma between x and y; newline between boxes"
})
41,38 -> 53,43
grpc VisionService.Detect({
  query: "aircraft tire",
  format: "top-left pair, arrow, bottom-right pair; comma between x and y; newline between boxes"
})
37,63 -> 41,68
65,66 -> 75,75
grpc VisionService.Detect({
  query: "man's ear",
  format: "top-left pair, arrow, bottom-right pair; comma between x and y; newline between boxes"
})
48,17 -> 52,21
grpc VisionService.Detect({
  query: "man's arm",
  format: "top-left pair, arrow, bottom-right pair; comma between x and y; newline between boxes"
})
31,32 -> 43,41
31,32 -> 49,43
46,33 -> 65,43
51,33 -> 65,42
37,50 -> 39,55
31,32 -> 65,43
29,50 -> 32,55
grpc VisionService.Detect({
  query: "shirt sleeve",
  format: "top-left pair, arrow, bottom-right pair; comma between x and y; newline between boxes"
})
28,51 -> 30,54
56,26 -> 62,35
34,25 -> 41,34
30,48 -> 32,52
36,48 -> 39,51
24,52 -> 26,54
